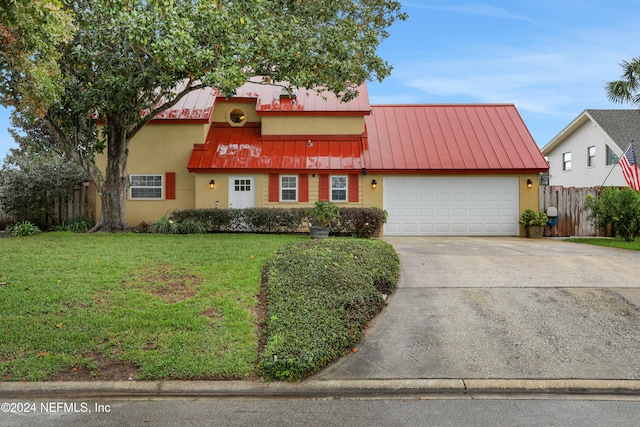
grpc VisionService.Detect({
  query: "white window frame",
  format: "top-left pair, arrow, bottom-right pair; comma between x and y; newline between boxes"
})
130,174 -> 163,200
280,175 -> 298,202
587,146 -> 596,167
330,175 -> 348,202
562,152 -> 572,171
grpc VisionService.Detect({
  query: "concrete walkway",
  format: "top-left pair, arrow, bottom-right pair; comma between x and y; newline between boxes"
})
314,237 -> 640,382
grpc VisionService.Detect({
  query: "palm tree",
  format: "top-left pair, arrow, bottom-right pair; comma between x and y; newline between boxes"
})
607,57 -> 640,105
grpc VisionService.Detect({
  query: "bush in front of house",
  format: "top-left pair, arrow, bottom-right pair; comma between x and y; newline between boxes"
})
170,207 -> 385,236
334,207 -> 386,237
6,221 -> 41,237
259,238 -> 400,381
585,187 -> 640,242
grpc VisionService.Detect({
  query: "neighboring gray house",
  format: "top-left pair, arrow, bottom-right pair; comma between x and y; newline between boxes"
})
541,110 -> 640,188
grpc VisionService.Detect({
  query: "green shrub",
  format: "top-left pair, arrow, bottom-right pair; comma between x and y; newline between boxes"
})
170,207 -> 384,236
259,238 -> 400,381
306,201 -> 340,228
519,209 -> 548,226
148,216 -> 179,234
177,218 -> 207,234
585,187 -> 640,241
6,221 -> 41,237
334,207 -> 387,237
51,217 -> 95,232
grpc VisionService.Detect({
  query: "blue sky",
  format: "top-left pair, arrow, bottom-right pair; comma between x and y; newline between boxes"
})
1,1 -> 639,157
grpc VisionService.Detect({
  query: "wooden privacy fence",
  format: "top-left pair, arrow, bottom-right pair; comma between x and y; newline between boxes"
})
538,186 -> 610,237
0,184 -> 95,229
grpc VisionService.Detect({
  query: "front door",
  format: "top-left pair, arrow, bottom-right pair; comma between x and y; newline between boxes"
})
229,177 -> 256,209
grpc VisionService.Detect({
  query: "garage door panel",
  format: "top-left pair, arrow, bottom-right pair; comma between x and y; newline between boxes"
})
384,176 -> 519,236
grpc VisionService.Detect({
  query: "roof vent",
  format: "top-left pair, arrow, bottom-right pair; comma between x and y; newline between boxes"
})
280,87 -> 297,99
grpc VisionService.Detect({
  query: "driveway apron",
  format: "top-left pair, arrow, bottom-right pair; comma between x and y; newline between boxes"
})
313,237 -> 640,380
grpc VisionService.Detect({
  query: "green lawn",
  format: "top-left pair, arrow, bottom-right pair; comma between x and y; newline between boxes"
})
0,232 -> 302,381
565,237 -> 640,251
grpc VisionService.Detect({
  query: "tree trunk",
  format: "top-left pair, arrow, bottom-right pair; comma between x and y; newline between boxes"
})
94,118 -> 129,231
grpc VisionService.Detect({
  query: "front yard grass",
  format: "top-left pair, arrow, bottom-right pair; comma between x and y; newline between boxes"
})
565,237 -> 640,251
0,232 -> 302,381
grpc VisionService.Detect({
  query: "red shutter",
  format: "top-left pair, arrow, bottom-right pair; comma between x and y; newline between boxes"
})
165,172 -> 176,200
269,174 -> 280,202
348,175 -> 359,202
299,174 -> 309,202
319,175 -> 329,201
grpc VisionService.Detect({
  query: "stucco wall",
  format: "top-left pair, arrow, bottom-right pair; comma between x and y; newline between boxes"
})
194,173 -> 380,210
262,116 -> 364,136
95,123 -> 209,226
546,122 -> 627,188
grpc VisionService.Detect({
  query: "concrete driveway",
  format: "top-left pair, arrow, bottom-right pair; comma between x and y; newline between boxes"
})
314,237 -> 640,380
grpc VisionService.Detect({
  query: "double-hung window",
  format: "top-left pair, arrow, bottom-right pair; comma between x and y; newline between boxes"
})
130,174 -> 163,199
280,175 -> 298,201
331,176 -> 347,201
587,146 -> 596,167
562,152 -> 572,171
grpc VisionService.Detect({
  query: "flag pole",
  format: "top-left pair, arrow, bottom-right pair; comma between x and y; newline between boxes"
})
601,141 -> 633,187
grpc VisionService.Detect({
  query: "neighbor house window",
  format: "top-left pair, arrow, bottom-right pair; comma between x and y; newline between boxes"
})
331,176 -> 347,201
280,175 -> 298,201
130,174 -> 163,199
606,144 -> 619,166
562,152 -> 572,171
587,146 -> 596,167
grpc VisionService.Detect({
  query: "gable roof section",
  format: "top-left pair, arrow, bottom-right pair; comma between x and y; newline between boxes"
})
187,124 -> 365,173
152,87 -> 218,122
233,81 -> 371,115
542,109 -> 640,155
151,80 -> 370,123
364,104 -> 548,173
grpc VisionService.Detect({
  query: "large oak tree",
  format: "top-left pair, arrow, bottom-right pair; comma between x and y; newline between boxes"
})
2,0 -> 406,231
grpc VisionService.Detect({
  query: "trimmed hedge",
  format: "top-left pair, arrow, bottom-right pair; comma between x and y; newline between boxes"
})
259,238 -> 400,381
170,207 -> 385,237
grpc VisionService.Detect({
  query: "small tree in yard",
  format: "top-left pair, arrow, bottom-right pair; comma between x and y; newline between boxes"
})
0,150 -> 88,228
2,0 -> 407,231
585,187 -> 640,241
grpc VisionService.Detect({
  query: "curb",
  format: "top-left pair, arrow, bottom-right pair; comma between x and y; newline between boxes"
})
2,379 -> 640,399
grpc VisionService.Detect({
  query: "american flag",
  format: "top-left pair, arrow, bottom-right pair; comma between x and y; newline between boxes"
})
619,144 -> 640,191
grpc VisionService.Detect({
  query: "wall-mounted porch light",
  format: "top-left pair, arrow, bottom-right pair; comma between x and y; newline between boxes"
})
526,179 -> 533,189
209,179 -> 215,189
371,179 -> 378,189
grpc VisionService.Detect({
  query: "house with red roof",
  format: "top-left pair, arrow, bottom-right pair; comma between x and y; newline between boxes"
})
96,79 -> 548,236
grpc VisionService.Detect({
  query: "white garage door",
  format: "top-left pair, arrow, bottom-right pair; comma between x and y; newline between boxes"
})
384,176 -> 519,236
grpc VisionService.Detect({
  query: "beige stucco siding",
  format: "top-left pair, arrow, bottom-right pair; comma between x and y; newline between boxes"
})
95,123 -> 208,225
262,116 -> 364,136
194,173 -> 381,210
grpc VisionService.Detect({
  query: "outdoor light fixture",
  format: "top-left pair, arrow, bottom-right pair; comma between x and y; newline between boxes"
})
371,179 -> 378,189
527,179 -> 533,189
209,179 -> 215,189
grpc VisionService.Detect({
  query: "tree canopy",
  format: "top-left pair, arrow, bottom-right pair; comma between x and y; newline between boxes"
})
0,0 -> 75,116
607,57 -> 640,106
2,0 -> 407,231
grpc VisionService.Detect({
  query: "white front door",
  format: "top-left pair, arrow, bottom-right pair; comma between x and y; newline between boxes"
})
229,177 -> 256,209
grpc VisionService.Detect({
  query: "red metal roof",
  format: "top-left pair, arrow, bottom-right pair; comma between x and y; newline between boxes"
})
152,87 -> 218,122
234,81 -> 371,115
151,80 -> 370,123
364,104 -> 549,173
187,124 -> 365,173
